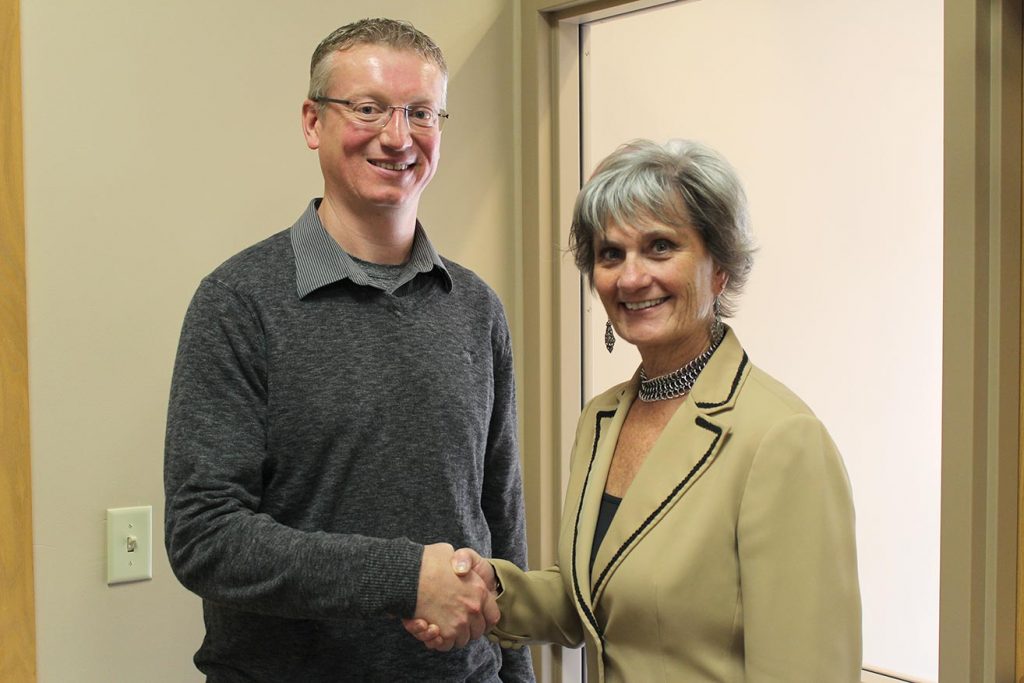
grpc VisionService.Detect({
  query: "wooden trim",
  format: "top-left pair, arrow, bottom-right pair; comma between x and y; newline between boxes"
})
518,4 -> 562,680
1018,204 -> 1024,683
942,0 -> 1022,681
0,0 -> 36,680
517,3 -> 632,680
1018,12 -> 1024,676
550,0 -> 677,22
1018,44 -> 1024,677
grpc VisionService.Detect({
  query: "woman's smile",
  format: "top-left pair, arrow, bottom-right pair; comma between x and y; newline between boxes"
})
622,297 -> 668,311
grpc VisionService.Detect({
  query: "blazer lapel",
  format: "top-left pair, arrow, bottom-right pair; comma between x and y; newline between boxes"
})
589,328 -> 750,605
567,386 -> 629,641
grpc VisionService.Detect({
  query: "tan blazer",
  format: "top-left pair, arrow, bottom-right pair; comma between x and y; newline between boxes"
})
491,329 -> 861,682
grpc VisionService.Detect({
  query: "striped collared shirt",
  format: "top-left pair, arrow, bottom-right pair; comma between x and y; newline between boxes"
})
289,199 -> 452,299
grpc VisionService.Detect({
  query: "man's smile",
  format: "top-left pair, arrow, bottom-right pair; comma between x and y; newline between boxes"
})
369,160 -> 414,171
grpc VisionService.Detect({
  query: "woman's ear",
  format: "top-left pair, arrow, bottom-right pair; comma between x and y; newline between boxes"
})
714,267 -> 729,297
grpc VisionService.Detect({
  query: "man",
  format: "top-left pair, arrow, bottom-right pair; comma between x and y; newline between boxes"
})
164,18 -> 534,682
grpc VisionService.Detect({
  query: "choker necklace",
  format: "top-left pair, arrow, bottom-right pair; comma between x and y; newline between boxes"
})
638,328 -> 725,402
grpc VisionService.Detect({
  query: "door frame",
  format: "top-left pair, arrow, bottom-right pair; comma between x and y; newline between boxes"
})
940,2 -> 1021,681
518,1 -> 1022,681
1,0 -> 37,680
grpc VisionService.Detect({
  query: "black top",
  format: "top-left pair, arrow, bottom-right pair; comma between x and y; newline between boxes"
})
591,492 -> 623,574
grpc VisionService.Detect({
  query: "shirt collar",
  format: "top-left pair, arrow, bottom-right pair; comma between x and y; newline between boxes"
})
289,199 -> 452,298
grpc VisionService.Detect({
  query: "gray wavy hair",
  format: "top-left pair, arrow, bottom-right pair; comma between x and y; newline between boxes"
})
569,139 -> 756,317
308,18 -> 448,104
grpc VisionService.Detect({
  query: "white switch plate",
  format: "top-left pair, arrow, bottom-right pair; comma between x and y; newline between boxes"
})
106,506 -> 152,585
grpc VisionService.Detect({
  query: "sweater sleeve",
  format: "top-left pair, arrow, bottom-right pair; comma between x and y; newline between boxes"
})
163,278 -> 423,620
480,310 -> 535,682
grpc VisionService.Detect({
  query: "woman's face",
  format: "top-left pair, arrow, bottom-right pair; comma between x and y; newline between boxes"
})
593,218 -> 726,372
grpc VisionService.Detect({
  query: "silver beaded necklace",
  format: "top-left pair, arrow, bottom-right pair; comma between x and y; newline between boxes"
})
637,327 -> 724,402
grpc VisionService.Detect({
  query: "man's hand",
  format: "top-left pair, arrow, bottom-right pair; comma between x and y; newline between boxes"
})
404,547 -> 498,650
407,543 -> 499,651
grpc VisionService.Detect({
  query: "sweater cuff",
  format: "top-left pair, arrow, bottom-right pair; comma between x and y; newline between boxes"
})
357,538 -> 423,618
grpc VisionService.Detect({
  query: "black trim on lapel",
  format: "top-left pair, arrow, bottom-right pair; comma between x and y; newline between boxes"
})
695,352 -> 749,410
591,416 -> 724,597
571,409 -> 617,641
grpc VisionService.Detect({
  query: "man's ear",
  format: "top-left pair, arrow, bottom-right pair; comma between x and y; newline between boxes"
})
301,100 -> 321,150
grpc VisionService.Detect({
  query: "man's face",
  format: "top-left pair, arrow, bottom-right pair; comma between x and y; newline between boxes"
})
302,44 -> 446,217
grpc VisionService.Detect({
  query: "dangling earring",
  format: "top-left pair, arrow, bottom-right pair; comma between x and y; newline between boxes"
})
711,297 -> 724,343
605,320 -> 616,353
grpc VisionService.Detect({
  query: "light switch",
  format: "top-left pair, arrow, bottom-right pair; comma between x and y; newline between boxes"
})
107,506 -> 152,585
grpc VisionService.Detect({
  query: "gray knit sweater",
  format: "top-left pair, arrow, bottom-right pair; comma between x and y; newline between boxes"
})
164,202 -> 533,682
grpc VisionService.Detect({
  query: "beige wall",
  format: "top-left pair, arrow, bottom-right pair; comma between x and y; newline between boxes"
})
20,1 -> 518,680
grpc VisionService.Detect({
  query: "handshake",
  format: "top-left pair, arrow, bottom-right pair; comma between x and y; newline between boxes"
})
404,542 -> 499,651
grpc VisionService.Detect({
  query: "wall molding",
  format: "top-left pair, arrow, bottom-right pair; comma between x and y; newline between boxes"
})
0,0 -> 37,679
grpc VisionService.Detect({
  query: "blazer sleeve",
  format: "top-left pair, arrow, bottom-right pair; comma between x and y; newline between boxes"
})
487,560 -> 584,649
737,412 -> 862,682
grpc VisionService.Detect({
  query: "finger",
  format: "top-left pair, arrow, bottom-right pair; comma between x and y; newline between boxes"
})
426,632 -> 454,651
402,619 -> 439,642
468,611 -> 486,641
451,547 -> 482,575
482,594 -> 500,628
455,620 -> 473,649
465,557 -> 497,593
435,636 -> 454,653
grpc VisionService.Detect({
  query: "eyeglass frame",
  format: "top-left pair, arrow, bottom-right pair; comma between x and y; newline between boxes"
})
312,97 -> 449,132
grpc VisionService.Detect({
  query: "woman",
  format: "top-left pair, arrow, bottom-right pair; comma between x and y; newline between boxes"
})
409,139 -> 861,681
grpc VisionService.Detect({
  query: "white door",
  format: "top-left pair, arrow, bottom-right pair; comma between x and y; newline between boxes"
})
580,2 -> 942,681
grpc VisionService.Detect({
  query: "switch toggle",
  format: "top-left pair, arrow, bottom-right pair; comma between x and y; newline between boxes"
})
107,506 -> 152,585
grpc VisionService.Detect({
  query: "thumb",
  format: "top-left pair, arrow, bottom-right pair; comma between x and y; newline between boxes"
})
451,547 -> 481,575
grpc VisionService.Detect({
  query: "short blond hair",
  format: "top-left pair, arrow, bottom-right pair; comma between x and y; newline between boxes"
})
308,18 -> 447,103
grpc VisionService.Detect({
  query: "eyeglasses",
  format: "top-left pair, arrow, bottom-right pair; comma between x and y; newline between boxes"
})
313,98 -> 449,132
